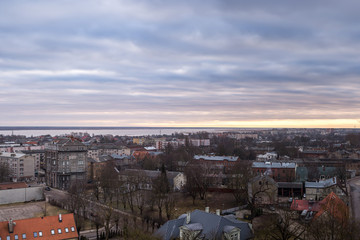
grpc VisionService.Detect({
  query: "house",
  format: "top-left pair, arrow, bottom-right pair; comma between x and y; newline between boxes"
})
119,169 -> 186,191
155,209 -> 253,240
256,152 -> 277,161
314,192 -> 348,222
248,175 -> 278,205
0,213 -> 78,240
305,177 -> 344,201
193,155 -> 239,172
252,162 -> 296,182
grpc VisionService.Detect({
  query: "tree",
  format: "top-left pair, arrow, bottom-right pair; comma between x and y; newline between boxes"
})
67,180 -> 87,233
228,160 -> 253,205
255,210 -> 305,240
0,161 -> 11,182
152,164 -> 170,222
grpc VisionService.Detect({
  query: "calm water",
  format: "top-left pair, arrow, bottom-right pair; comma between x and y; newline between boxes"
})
0,128 -> 241,137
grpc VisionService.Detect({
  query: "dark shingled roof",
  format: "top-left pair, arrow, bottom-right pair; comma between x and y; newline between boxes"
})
155,210 -> 253,240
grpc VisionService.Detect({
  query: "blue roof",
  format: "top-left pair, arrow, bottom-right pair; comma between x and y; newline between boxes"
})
155,210 -> 253,240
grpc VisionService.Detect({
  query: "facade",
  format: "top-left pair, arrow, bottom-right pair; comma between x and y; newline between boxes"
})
0,152 -> 35,181
45,138 -> 87,190
119,169 -> 186,191
248,175 -> 278,205
0,213 -> 78,240
21,150 -> 46,178
193,155 -> 239,172
87,144 -> 130,162
305,177 -> 344,201
155,209 -> 253,240
252,162 -> 296,182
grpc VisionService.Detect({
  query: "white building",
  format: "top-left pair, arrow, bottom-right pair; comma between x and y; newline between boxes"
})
0,152 -> 35,181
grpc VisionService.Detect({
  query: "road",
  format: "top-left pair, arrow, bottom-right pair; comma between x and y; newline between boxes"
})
348,176 -> 360,221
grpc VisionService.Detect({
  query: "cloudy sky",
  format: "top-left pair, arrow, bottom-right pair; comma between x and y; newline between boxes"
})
1,0 -> 360,128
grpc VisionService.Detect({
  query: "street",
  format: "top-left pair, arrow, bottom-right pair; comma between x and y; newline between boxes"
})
348,176 -> 360,221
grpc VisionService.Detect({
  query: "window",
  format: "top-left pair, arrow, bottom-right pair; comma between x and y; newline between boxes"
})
65,228 -> 69,233
15,235 -> 19,240
22,233 -> 26,239
51,229 -> 55,235
58,228 -> 62,234
71,227 -> 75,232
6,236 -> 10,240
38,232 -> 43,237
231,233 -> 238,240
33,232 -> 37,238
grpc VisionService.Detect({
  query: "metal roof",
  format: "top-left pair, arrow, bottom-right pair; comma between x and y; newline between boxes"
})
194,155 -> 238,162
155,210 -> 252,240
252,162 -> 296,168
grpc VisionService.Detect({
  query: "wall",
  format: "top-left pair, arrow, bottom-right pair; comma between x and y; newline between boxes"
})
0,187 -> 44,205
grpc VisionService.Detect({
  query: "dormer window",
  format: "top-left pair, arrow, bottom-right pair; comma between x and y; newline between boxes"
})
71,227 -> 75,232
22,233 -> 26,239
38,232 -> 43,237
14,235 -> 19,240
33,232 -> 37,238
58,228 -> 62,234
51,229 -> 55,235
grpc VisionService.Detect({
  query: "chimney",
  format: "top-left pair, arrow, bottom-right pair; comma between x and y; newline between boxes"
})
59,214 -> 62,222
205,207 -> 210,213
8,219 -> 16,233
186,212 -> 191,224
216,209 -> 221,216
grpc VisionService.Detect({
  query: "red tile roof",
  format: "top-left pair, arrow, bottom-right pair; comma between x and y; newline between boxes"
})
314,192 -> 348,221
0,213 -> 78,240
290,199 -> 321,212
0,182 -> 27,190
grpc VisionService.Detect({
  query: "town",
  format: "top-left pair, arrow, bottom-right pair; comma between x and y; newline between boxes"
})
0,128 -> 359,239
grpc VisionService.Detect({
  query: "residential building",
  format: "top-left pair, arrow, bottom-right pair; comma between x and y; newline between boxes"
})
0,152 -> 35,181
155,209 -> 253,240
45,138 -> 87,190
119,169 -> 186,191
305,177 -> 344,201
256,152 -> 277,161
0,213 -> 78,240
252,162 -> 296,182
193,155 -> 239,172
248,175 -> 278,205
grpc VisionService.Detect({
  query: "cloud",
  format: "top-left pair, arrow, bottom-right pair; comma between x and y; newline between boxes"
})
0,0 -> 360,127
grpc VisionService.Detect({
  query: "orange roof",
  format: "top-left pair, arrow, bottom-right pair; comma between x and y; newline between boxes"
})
0,182 -> 27,190
314,192 -> 348,221
0,213 -> 78,240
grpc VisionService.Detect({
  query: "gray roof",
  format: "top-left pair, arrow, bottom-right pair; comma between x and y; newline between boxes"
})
155,210 -> 252,240
305,178 -> 337,188
252,162 -> 296,169
194,155 -> 238,162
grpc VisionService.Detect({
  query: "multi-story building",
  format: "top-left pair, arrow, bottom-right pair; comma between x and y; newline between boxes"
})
21,150 -> 46,177
0,152 -> 35,181
87,144 -> 130,162
45,137 -> 87,190
252,162 -> 296,182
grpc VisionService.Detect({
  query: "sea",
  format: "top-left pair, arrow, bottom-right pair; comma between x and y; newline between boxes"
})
0,127 -> 251,137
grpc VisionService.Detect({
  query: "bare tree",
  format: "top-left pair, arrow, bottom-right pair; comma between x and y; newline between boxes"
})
164,194 -> 176,220
228,160 -> 253,205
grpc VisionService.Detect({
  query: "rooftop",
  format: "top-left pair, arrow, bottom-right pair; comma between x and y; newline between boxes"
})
252,162 -> 296,169
194,155 -> 239,162
0,213 -> 78,240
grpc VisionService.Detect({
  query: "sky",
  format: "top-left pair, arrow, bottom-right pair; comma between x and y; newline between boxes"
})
1,0 -> 360,128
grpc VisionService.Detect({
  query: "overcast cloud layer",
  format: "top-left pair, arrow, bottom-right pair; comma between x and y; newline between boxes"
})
1,0 -> 360,127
